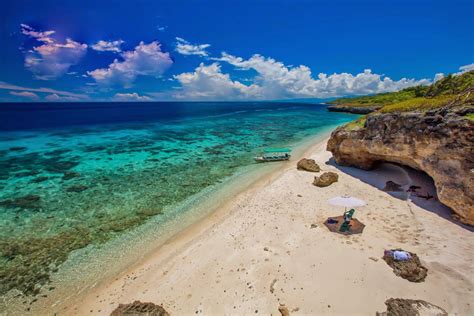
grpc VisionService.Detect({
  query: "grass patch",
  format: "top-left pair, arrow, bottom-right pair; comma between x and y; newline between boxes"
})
465,113 -> 474,121
329,86 -> 426,108
330,70 -> 474,111
380,95 -> 456,113
344,116 -> 367,130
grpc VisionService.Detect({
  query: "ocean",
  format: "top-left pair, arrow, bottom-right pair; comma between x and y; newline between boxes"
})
0,101 -> 356,307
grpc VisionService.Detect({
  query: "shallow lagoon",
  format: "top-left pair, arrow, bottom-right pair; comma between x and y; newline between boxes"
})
0,102 -> 356,298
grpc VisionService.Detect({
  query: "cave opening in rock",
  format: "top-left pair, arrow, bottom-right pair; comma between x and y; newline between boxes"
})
331,159 -> 464,224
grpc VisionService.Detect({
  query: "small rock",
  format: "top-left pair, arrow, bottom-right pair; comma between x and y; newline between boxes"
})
383,181 -> 403,192
278,304 -> 290,316
313,172 -> 338,187
297,158 -> 320,172
310,223 -> 318,229
264,247 -> 269,251
270,279 -> 277,294
376,298 -> 447,316
110,300 -> 170,316
369,257 -> 379,262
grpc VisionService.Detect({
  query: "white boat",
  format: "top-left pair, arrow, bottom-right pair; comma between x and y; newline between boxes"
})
254,148 -> 292,162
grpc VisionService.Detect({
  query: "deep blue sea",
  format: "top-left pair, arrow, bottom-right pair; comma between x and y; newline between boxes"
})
0,101 -> 356,299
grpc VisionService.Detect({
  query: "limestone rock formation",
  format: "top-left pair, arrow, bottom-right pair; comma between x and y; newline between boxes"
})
297,158 -> 320,172
327,105 -> 381,114
110,301 -> 170,316
376,298 -> 447,316
313,172 -> 338,187
327,105 -> 474,225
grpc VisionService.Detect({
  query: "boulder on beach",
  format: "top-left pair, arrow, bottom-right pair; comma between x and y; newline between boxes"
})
110,301 -> 170,316
383,181 -> 403,192
376,298 -> 447,316
382,249 -> 428,282
297,158 -> 320,172
313,172 -> 338,187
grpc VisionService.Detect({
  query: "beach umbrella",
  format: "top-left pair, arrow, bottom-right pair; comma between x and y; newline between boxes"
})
328,195 -> 366,209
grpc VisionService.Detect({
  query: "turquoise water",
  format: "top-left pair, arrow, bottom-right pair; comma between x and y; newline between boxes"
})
0,102 -> 356,299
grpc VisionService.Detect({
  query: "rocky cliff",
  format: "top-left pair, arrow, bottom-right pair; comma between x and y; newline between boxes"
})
327,105 -> 381,114
327,104 -> 474,225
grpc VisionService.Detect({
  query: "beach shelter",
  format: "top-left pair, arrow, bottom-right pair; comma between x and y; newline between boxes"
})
328,195 -> 366,210
325,195 -> 366,235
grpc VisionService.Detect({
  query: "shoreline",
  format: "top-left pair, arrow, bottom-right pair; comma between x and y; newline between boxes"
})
63,135 -> 473,315
13,126 -> 337,315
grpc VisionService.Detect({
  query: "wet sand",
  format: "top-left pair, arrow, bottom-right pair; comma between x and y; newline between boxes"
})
61,137 -> 474,315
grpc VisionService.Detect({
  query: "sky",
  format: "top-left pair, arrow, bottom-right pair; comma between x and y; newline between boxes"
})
0,0 -> 473,102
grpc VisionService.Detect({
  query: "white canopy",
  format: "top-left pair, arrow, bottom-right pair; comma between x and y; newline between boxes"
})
328,195 -> 366,208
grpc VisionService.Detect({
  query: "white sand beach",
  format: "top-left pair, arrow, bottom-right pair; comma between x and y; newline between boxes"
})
63,137 -> 474,315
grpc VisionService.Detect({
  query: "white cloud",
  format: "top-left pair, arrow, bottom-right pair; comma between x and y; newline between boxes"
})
88,41 -> 173,87
210,53 -> 431,99
91,40 -> 124,53
21,24 -> 87,80
175,37 -> 210,57
9,91 -> 40,100
434,73 -> 445,82
113,92 -> 151,101
173,63 -> 261,100
0,81 -> 86,99
20,24 -> 55,44
432,63 -> 473,82
45,93 -> 80,102
455,63 -> 474,75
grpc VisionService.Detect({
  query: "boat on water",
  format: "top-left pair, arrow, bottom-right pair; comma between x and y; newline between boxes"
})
254,148 -> 292,162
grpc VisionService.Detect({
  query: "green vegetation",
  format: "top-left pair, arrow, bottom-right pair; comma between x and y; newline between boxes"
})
380,95 -> 456,113
332,70 -> 473,114
344,116 -> 367,130
337,70 -> 473,129
330,86 -> 428,107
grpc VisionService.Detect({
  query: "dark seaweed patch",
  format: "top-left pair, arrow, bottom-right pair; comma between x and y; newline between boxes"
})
66,185 -> 88,193
62,172 -> 81,180
0,195 -> 41,210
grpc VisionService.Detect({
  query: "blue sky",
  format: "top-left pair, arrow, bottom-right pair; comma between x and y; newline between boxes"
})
0,0 -> 472,102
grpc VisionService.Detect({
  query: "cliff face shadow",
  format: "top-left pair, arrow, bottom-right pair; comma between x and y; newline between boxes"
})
326,158 -> 473,232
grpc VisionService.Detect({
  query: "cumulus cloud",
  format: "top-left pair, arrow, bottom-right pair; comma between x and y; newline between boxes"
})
88,41 -> 173,87
432,63 -> 473,82
173,63 -> 261,100
175,37 -> 210,57
113,92 -> 151,101
9,91 -> 40,100
21,24 -> 87,80
210,53 -> 431,99
91,40 -> 124,53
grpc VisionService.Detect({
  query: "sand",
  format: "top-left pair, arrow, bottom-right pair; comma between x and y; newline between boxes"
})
60,137 -> 474,315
